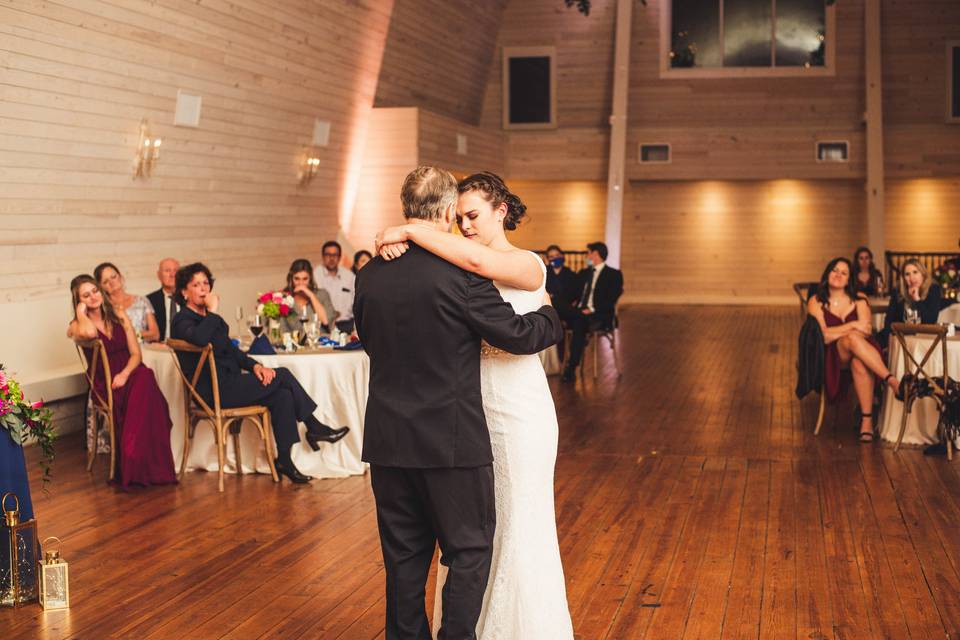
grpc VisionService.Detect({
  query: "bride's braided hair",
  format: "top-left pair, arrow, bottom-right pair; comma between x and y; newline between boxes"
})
457,172 -> 527,231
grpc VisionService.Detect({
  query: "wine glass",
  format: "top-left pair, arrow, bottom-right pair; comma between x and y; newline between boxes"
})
250,314 -> 263,338
305,320 -> 319,348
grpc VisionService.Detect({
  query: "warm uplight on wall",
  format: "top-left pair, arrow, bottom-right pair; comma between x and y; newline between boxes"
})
299,149 -> 321,186
133,119 -> 161,179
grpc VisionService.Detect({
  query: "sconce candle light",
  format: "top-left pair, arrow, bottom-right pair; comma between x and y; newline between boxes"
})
299,149 -> 321,186
134,119 -> 162,179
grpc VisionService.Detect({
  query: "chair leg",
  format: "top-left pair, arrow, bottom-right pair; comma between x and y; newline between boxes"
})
814,389 -> 826,435
263,413 -> 279,483
608,332 -> 622,378
216,419 -> 226,493
107,415 -> 116,482
179,420 -> 195,480
895,395 -> 914,452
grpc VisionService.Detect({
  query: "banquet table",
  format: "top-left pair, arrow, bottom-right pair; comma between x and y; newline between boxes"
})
141,343 -> 369,480
877,332 -> 960,446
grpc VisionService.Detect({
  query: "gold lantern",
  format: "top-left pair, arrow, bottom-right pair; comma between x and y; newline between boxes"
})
0,492 -> 39,607
38,536 -> 69,610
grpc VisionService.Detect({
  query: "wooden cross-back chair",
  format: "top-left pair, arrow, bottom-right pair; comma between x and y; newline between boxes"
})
76,340 -> 117,480
792,282 -> 818,323
890,322 -> 952,459
165,339 -> 279,492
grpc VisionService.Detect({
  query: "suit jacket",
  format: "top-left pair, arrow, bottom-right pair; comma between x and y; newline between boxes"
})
795,315 -> 824,399
147,288 -> 178,341
170,306 -> 258,403
353,243 -> 562,469
577,264 -> 624,321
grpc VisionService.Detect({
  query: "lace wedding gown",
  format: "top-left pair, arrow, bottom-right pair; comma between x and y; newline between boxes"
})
434,252 -> 574,640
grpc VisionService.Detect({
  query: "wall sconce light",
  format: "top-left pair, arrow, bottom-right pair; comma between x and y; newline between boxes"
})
133,119 -> 161,179
299,149 -> 321,186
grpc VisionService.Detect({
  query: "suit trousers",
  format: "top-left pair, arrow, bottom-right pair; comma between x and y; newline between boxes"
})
565,310 -> 611,369
370,464 -> 496,640
214,367 -> 316,460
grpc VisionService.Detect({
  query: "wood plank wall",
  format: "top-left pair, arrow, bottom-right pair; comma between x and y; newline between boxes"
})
0,0 -> 394,383
507,180 -> 607,252
621,179 -> 868,303
374,0 -> 508,125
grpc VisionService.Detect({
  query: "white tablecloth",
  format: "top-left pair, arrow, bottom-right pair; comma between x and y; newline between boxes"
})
940,304 -> 960,325
141,344 -> 369,479
877,334 -> 960,446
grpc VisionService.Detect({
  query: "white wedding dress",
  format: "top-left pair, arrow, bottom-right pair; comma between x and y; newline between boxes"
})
434,252 -> 574,640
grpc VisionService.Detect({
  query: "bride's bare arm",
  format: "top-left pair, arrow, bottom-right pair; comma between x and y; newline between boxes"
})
379,224 -> 543,291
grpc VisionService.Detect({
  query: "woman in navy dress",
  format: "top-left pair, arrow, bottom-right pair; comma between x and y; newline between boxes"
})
68,274 -> 177,489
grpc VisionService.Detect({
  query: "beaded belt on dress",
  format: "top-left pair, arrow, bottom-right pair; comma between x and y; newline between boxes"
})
480,342 -> 509,358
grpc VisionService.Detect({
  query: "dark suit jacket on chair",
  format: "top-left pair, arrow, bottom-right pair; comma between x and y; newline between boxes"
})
147,288 -> 178,342
353,243 -> 562,469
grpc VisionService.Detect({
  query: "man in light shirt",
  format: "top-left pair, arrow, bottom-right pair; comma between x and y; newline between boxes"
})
314,240 -> 356,333
147,257 -> 180,341
561,241 -> 624,382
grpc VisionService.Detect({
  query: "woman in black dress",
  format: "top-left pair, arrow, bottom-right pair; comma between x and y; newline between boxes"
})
881,259 -> 943,346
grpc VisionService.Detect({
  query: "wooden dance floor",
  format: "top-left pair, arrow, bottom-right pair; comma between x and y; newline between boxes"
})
5,305 -> 960,639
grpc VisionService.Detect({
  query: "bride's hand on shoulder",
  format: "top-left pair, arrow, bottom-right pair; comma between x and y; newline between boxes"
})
378,241 -> 409,261
375,224 -> 412,252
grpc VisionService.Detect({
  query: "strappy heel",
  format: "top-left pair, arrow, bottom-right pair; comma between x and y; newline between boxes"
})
859,412 -> 875,443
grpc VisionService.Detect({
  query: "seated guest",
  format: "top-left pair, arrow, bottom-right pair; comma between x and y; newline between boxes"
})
545,245 -> 580,313
147,257 -> 180,341
314,241 -> 356,333
283,258 -> 334,332
561,242 -> 624,382
67,274 -> 177,489
352,250 -> 372,275
94,262 -> 160,342
806,258 -> 901,443
852,246 -> 885,297
881,258 -> 943,345
170,263 -> 348,484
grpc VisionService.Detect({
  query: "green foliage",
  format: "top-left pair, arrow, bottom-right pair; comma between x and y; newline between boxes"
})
1,364 -> 56,486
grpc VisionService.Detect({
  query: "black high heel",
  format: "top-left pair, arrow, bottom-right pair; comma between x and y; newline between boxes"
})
305,426 -> 350,451
274,458 -> 312,483
890,374 -> 913,401
858,412 -> 875,443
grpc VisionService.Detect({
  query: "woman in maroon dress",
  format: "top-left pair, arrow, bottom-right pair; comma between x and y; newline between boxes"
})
68,274 -> 177,488
806,257 -> 901,442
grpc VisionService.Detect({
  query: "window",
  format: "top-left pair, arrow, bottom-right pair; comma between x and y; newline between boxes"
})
816,141 -> 848,162
661,0 -> 835,78
502,47 -> 557,129
949,41 -> 960,123
639,143 -> 672,163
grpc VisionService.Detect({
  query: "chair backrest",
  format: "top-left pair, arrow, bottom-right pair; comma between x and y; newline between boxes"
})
75,340 -> 113,414
890,322 -> 950,396
792,282 -> 818,323
165,339 -> 221,418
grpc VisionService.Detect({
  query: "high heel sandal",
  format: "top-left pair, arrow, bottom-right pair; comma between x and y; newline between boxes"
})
889,373 -> 912,401
858,412 -> 875,443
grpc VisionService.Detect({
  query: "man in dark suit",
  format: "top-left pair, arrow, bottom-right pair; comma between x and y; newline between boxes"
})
354,166 -> 561,640
146,257 -> 180,341
561,241 -> 624,382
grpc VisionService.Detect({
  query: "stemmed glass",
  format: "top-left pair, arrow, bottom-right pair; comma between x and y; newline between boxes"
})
250,314 -> 263,337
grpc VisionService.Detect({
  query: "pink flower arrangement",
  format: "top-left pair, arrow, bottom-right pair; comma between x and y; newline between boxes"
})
256,290 -> 296,319
1,364 -> 56,483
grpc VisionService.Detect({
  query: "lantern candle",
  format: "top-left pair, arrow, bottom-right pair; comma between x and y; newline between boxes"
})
38,536 -> 69,610
0,492 -> 39,607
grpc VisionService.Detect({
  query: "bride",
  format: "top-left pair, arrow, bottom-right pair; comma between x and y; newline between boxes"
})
377,172 -> 574,640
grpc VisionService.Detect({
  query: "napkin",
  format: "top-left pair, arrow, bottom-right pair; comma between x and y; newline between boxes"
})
334,340 -> 363,351
247,335 -> 276,355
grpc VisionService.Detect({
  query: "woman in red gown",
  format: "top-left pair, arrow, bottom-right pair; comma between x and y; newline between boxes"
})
68,274 -> 177,488
806,257 -> 902,442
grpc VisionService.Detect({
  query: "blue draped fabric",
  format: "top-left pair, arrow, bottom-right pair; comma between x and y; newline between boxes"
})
0,432 -> 34,521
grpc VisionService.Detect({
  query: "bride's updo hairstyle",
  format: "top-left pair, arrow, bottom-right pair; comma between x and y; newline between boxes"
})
457,172 -> 527,231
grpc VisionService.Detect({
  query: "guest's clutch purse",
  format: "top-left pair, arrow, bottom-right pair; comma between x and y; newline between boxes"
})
247,335 -> 276,355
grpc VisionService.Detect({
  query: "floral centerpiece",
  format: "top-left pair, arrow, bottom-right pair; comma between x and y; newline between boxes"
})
257,291 -> 296,344
933,258 -> 959,302
0,365 -> 55,484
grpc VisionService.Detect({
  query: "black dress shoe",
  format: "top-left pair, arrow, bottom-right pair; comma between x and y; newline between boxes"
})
923,442 -> 948,456
274,458 -> 312,483
305,426 -> 350,451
